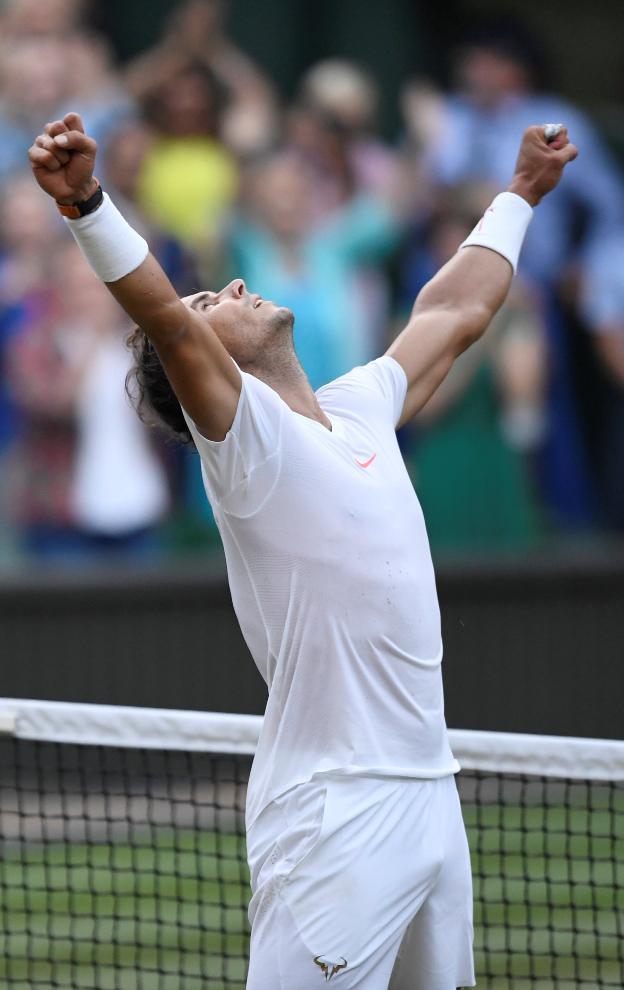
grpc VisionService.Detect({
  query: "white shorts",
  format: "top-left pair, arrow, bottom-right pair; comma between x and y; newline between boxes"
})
245,773 -> 475,990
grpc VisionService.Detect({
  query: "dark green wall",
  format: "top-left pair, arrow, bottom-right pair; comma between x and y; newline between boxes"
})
96,0 -> 624,114
3,556 -> 623,739
96,0 -> 439,137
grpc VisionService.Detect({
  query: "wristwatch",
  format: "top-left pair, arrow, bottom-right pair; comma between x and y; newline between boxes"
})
56,181 -> 103,219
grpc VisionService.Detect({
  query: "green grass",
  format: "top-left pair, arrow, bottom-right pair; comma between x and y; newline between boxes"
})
1,801 -> 622,989
1,830 -> 250,990
464,799 -> 624,988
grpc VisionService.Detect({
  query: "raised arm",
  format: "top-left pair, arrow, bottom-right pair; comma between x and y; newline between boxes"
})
388,125 -> 578,427
28,112 -> 240,441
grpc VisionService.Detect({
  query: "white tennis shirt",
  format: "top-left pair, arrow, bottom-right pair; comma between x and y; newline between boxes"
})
183,356 -> 459,828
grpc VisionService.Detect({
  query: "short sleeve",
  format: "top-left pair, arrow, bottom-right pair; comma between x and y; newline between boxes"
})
318,356 -> 408,429
363,356 -> 409,425
181,372 -> 283,517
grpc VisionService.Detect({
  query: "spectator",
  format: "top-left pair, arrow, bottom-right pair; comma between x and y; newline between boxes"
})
282,61 -> 414,381
7,245 -> 170,559
401,188 -> 547,552
0,175 -> 60,309
228,149 -> 400,389
0,0 -> 85,38
103,120 -> 212,547
405,27 -> 624,281
288,59 -> 402,219
0,37 -> 69,180
134,60 -> 238,251
402,22 -> 624,528
580,235 -> 624,529
102,121 -> 199,295
125,0 -> 277,155
0,12 -> 131,181
60,31 -> 135,158
70,291 -> 171,555
0,176 -> 64,560
0,5 -> 132,170
0,175 -> 62,468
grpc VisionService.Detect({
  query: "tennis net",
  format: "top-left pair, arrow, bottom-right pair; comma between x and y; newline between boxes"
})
1,699 -> 622,989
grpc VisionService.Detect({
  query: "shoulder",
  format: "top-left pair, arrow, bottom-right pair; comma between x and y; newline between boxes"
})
318,356 -> 407,427
180,370 -> 287,516
181,369 -> 287,468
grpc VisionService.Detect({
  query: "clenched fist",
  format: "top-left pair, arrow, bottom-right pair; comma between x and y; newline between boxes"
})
508,125 -> 578,207
28,112 -> 98,205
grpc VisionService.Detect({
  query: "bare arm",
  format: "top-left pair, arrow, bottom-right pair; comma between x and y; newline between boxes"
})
107,254 -> 241,441
388,125 -> 578,427
28,112 -> 240,441
389,247 -> 512,426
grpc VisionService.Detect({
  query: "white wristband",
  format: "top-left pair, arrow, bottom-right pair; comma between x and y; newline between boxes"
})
459,191 -> 533,274
63,192 -> 149,283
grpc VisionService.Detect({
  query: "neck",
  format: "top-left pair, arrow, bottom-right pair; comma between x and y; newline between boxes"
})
246,354 -> 332,430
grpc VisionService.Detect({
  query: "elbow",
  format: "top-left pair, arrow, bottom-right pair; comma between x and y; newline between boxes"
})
414,296 -> 494,352
143,298 -> 192,351
459,302 -> 494,347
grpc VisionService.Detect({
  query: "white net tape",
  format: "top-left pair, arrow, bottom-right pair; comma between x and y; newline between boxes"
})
2,698 -> 623,781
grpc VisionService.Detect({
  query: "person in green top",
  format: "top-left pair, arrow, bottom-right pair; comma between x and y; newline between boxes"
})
402,195 -> 546,552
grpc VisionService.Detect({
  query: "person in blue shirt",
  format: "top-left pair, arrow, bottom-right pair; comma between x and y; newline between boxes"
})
228,149 -> 400,391
581,234 -> 624,530
402,23 -> 624,529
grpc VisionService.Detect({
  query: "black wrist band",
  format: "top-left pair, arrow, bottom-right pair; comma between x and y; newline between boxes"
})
56,181 -> 103,219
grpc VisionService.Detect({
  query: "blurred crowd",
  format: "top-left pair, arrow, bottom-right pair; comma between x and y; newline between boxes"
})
1,0 -> 624,566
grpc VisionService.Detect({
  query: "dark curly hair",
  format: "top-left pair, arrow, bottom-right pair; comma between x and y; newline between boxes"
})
125,326 -> 193,444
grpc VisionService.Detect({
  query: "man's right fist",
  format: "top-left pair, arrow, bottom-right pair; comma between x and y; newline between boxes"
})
28,112 -> 98,205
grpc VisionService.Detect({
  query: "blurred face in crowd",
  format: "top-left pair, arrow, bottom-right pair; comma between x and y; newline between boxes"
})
288,107 -> 351,172
250,153 -> 315,241
154,68 -> 218,136
456,46 -> 531,108
300,60 -> 378,134
183,280 -> 295,372
54,246 -> 127,331
1,38 -> 68,119
2,0 -> 83,36
221,102 -> 279,158
64,33 -> 114,98
0,177 -> 59,252
168,0 -> 225,46
104,125 -> 154,201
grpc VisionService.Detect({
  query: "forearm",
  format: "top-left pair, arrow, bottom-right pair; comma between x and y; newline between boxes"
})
106,252 -> 189,345
411,188 -> 534,341
28,112 -> 242,441
62,192 -> 190,343
29,118 -> 178,336
410,122 -> 578,334
388,124 -> 578,424
389,191 -> 534,421
411,245 -> 513,342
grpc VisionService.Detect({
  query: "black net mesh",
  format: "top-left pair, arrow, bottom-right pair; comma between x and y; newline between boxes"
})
462,772 -> 624,988
1,737 -> 622,989
0,739 -> 251,990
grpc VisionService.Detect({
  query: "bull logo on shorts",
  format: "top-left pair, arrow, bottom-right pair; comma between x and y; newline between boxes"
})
313,955 -> 348,980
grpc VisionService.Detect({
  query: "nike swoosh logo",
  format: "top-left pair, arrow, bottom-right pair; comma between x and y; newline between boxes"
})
355,453 -> 377,469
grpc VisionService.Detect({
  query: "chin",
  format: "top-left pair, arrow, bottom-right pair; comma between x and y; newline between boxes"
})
267,304 -> 294,329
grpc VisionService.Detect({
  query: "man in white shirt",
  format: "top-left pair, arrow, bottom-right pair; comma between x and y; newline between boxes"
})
29,112 -> 576,989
